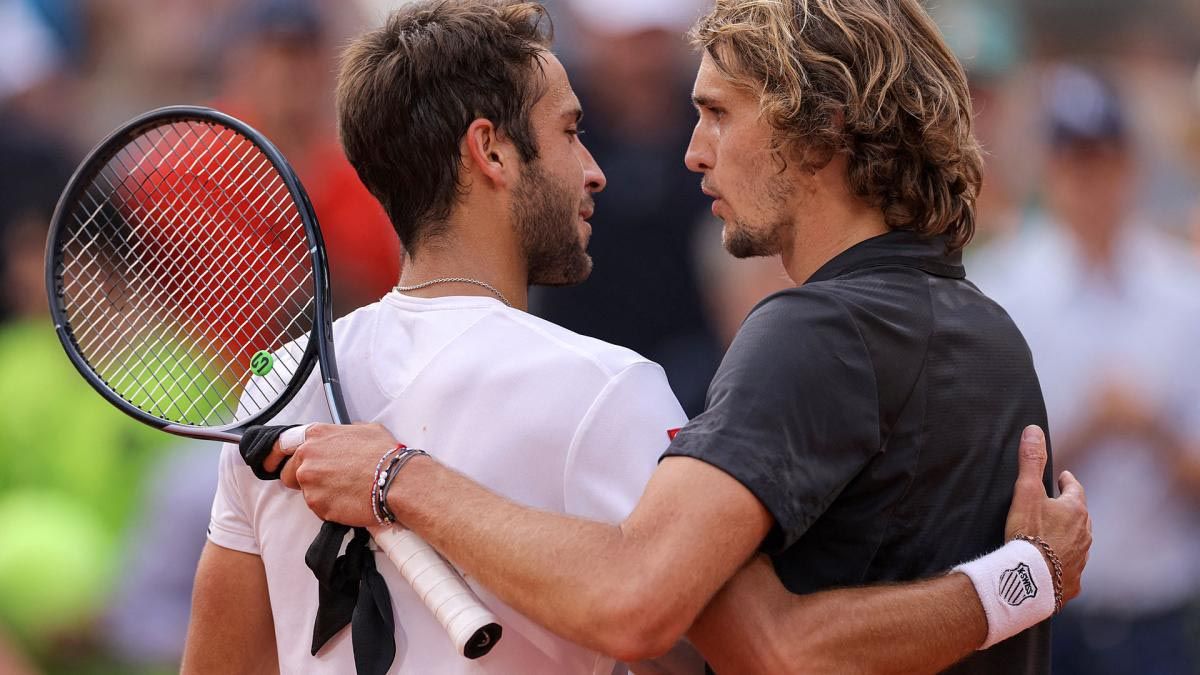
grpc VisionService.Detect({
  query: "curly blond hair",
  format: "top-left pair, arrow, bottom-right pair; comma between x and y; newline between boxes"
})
691,0 -> 983,250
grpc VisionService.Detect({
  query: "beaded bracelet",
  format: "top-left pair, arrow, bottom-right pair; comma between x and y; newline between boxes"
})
1014,534 -> 1064,614
377,448 -> 430,524
370,444 -> 404,525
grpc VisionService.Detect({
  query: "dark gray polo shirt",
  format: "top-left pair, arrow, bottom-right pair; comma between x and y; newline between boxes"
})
665,230 -> 1052,673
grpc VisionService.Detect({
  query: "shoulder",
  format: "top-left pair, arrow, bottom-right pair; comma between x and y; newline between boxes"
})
735,284 -> 878,352
473,310 -> 684,430
746,284 -> 854,322
330,300 -> 385,346
724,276 -> 937,397
362,297 -> 680,417
485,308 -> 662,380
720,286 -> 877,387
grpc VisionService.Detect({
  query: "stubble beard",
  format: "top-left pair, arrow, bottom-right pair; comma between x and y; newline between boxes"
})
512,162 -> 593,287
722,173 -> 793,259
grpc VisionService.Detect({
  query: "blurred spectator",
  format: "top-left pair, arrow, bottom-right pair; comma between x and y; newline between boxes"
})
932,0 -> 1039,247
211,0 -> 401,315
0,120 -> 174,675
530,0 -> 716,415
1189,61 -> 1200,253
975,65 -> 1200,675
0,0 -> 76,321
103,441 -> 217,671
0,5 -> 200,673
0,0 -> 1197,671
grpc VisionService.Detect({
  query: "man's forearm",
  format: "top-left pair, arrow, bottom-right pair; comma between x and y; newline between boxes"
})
388,456 -> 709,660
778,573 -> 986,674
284,425 -> 771,661
689,557 -> 986,674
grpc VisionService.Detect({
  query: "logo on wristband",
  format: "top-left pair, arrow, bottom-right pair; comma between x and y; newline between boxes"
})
999,562 -> 1038,606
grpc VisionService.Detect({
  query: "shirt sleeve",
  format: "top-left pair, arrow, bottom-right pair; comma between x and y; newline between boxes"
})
562,361 -> 689,522
206,440 -> 260,554
663,290 -> 880,553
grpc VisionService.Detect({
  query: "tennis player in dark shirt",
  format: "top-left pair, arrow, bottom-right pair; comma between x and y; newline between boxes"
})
260,0 -> 1091,672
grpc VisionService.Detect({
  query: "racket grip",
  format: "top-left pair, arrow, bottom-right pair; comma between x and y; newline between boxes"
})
368,524 -> 503,659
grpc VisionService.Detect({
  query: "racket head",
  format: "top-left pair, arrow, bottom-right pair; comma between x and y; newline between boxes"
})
45,106 -> 339,438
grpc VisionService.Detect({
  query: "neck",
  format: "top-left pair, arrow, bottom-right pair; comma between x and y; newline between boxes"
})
396,223 -> 529,310
781,182 -> 889,284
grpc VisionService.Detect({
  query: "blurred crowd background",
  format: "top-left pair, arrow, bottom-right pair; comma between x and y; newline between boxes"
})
1,0 -> 1199,673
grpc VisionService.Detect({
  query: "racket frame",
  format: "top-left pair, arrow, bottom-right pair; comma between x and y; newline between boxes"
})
46,105 -> 502,660
45,105 -> 349,442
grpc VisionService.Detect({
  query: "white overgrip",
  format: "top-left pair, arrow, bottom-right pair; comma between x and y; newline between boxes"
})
369,524 -> 503,658
275,423 -> 503,658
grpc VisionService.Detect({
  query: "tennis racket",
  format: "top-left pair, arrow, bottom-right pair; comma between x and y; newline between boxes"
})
45,105 -> 502,658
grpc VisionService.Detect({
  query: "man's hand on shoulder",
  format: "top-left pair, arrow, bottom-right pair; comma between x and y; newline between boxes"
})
1004,425 -> 1091,603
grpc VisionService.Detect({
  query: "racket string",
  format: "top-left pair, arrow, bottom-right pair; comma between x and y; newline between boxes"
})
64,196 -> 242,425
56,118 -> 319,427
118,125 -> 309,419
70,152 -> 246,408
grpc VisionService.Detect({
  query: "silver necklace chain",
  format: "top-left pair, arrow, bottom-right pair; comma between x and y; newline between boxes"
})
394,277 -> 513,308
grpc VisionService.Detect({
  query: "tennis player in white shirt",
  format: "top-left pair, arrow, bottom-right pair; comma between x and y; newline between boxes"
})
183,2 -> 1091,674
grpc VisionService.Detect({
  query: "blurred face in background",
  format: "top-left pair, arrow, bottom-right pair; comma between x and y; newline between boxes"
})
514,53 -> 606,286
1045,138 -> 1135,240
2,212 -> 50,318
574,26 -> 693,139
685,53 -> 804,259
219,32 -> 331,155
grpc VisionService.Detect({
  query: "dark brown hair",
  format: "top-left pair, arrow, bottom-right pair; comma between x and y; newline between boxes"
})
337,0 -> 552,255
691,0 -> 983,250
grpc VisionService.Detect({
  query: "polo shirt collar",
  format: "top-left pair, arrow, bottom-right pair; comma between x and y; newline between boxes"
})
806,230 -> 965,284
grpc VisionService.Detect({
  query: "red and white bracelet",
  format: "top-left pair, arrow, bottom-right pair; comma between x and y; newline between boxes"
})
370,444 -> 404,525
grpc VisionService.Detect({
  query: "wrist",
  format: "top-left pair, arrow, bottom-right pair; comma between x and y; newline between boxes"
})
953,539 -> 1056,649
1011,535 -> 1063,614
384,453 -> 436,523
374,446 -> 430,525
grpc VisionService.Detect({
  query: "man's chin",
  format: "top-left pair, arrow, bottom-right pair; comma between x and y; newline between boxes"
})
529,254 -> 593,287
724,231 -> 777,259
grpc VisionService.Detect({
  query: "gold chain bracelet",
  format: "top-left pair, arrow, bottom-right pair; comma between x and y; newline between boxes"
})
1015,534 -> 1063,614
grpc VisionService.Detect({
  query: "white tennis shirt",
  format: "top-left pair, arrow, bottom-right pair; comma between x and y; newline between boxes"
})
208,292 -> 688,674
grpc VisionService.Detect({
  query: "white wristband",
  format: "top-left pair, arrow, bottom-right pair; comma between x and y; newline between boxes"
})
954,539 -> 1055,649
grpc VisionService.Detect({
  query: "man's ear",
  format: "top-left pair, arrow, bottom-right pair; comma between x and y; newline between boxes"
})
463,119 -> 516,189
